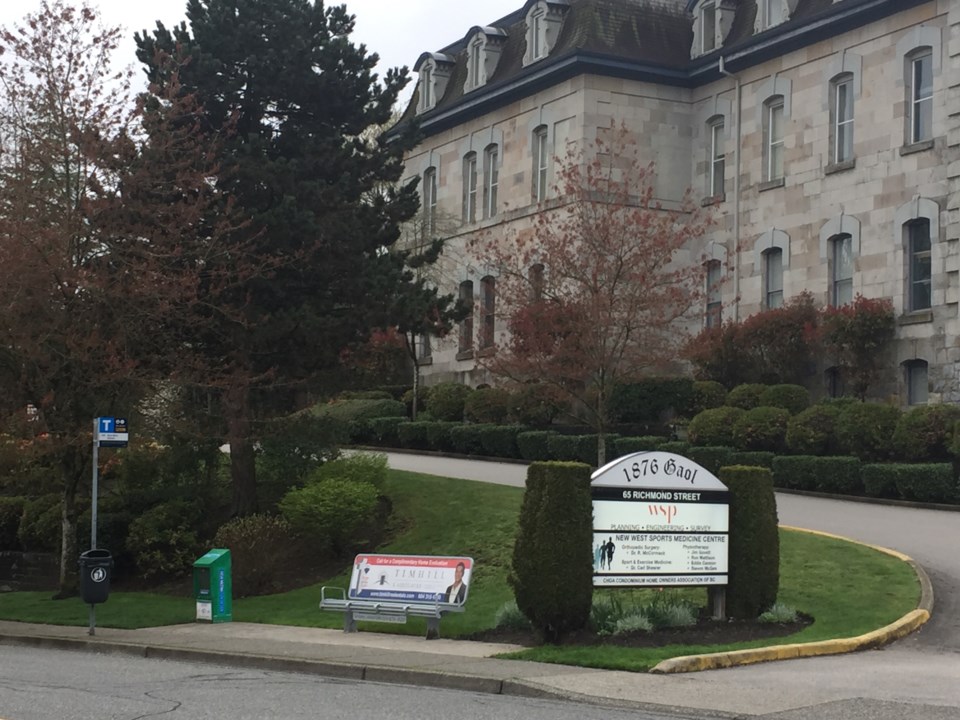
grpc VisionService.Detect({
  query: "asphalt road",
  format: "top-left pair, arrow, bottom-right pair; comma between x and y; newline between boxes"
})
0,646 -> 702,720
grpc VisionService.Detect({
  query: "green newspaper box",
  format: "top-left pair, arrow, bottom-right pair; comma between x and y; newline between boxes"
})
193,548 -> 232,623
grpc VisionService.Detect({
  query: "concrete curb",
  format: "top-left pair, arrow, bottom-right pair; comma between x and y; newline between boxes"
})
649,526 -> 933,674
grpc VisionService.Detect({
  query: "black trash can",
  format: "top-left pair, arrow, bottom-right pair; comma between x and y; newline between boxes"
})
79,549 -> 113,605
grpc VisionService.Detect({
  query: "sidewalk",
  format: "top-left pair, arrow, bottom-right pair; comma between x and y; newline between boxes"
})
2,618 -> 959,718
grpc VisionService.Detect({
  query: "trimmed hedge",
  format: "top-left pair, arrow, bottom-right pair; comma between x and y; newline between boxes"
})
690,380 -> 728,415
447,424 -> 495,455
397,421 -> 434,450
726,451 -> 775,469
835,402 -> 900,462
464,388 -> 511,425
719,466 -> 780,619
685,446 -> 734,476
612,436 -> 668,458
517,431 -> 558,461
366,417 -> 406,446
758,384 -> 810,415
884,463 -> 956,503
786,404 -> 841,456
425,383 -> 474,422
508,384 -> 565,426
891,405 -> 960,463
657,440 -> 691,456
732,406 -> 790,452
314,398 -> 406,423
478,425 -> 525,459
772,455 -> 862,494
861,464 -> 900,499
688,407 -> 745,447
608,377 -> 694,424
726,384 -> 768,410
511,462 -> 594,642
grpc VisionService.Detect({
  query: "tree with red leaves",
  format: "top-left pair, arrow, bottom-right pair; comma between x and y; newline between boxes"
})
472,124 -> 714,465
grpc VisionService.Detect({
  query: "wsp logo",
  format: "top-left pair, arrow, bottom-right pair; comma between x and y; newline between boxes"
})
648,504 -> 679,523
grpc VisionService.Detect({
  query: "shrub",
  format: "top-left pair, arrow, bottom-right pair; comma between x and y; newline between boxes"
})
688,407 -> 745,447
647,598 -> 697,629
885,463 -> 957,504
508,383 -> 565,426
464,387 -> 511,424
719,466 -> 779,619
589,593 -> 626,636
425,383 -> 473,422
656,441 -> 691,456
401,386 -> 430,416
786,404 -> 841,456
366,417 -> 406,447
758,384 -> 810,415
427,421 -> 458,452
447,424 -> 493,455
213,514 -> 302,597
305,453 -> 388,490
892,405 -> 960,462
613,612 -> 653,635
126,500 -> 202,579
821,295 -> 895,400
612,436 -> 667,457
835,402 -> 901,461
511,462 -> 593,642
726,384 -> 768,410
861,464 -> 901,499
338,389 -> 393,400
494,601 -> 532,631
607,377 -> 694,424
726,451 -> 775,469
0,496 -> 25,550
737,292 -> 821,385
732,406 -> 790,452
772,456 -> 862,494
690,380 -> 728,415
478,425 -> 525,459
313,398 -> 406,423
759,602 -> 798,624
686,446 -> 734,476
279,478 -> 381,555
397,421 -> 434,450
517,431 -> 558,461
546,434 -> 581,462
17,494 -> 60,552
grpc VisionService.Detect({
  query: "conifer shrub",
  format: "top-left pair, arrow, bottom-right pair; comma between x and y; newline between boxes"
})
446,423 -> 493,455
726,383 -> 768,410
891,405 -> 960,462
478,425 -> 525,458
510,462 -> 593,642
424,382 -> 474,421
688,406 -> 746,447
835,402 -> 900,461
691,380 -> 728,414
732,406 -> 790,452
786,404 -> 841,456
758,384 -> 811,415
719,466 -> 779,619
464,387 -> 511,424
517,431 -> 558,461
686,446 -> 734,475
613,436 -> 667,457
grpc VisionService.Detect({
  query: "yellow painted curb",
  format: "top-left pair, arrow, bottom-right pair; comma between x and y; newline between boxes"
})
650,526 -> 933,674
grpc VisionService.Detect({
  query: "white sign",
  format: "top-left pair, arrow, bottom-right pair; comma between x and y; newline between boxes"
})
348,554 -> 473,605
591,452 -> 729,587
96,417 -> 129,447
196,601 -> 212,621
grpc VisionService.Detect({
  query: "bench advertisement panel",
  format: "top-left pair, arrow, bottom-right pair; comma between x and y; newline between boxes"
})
348,554 -> 473,604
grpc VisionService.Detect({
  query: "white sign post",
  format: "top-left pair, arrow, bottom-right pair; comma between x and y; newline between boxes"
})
590,452 -> 730,619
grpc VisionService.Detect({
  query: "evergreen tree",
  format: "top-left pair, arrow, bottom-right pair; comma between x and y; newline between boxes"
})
136,0 -> 451,514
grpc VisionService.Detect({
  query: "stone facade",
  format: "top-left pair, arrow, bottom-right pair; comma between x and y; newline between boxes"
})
396,0 -> 959,404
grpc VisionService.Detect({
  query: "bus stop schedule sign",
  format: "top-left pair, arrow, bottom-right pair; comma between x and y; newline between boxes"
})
590,451 -> 729,587
96,417 -> 129,448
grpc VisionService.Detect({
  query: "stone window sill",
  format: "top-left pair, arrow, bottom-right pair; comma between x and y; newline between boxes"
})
825,158 -> 856,175
899,310 -> 933,326
900,139 -> 934,156
758,178 -> 785,192
456,350 -> 474,361
418,357 -> 433,366
701,194 -> 726,207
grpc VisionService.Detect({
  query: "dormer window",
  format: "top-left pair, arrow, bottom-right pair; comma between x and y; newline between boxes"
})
415,52 -> 454,114
523,1 -> 568,67
690,0 -> 733,59
755,0 -> 797,32
701,2 -> 716,53
463,27 -> 507,93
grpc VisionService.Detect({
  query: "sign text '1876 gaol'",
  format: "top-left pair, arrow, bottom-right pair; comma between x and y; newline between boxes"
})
591,452 -> 729,587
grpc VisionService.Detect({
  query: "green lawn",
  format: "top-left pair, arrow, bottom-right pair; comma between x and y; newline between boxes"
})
0,469 -> 921,672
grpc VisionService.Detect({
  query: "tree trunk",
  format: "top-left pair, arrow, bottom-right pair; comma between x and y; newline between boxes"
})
54,447 -> 83,599
411,360 -> 420,421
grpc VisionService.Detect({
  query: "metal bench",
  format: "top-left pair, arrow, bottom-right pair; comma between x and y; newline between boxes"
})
320,585 -> 464,639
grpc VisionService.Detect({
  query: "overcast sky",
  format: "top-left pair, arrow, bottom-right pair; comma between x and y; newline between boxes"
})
0,0 -> 522,103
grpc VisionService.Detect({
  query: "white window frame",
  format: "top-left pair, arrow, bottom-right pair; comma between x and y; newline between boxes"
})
908,50 -> 933,145
531,9 -> 544,59
831,74 -> 854,164
483,144 -> 499,219
533,125 -> 548,202
701,2 -> 716,53
705,260 -> 722,328
423,168 -> 437,235
907,219 -> 932,312
830,234 -> 853,307
764,0 -> 783,28
458,280 -> 474,354
708,119 -> 725,197
764,248 -> 783,309
905,360 -> 929,405
421,65 -> 433,109
479,276 -> 496,350
470,39 -> 483,90
462,153 -> 477,224
764,97 -> 785,182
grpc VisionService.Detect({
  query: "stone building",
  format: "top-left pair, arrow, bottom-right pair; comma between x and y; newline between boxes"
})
394,0 -> 960,404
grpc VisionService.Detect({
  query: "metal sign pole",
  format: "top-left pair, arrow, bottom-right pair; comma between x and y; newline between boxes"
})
89,418 -> 99,636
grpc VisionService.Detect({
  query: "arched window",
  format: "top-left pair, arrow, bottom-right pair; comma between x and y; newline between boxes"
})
906,220 -> 932,312
532,125 -> 548,202
483,144 -> 499,218
705,260 -> 722,328
764,96 -> 785,182
462,152 -> 477,223
422,168 -> 437,235
480,276 -> 496,350
906,48 -> 933,144
763,248 -> 783,309
458,281 -> 474,354
830,234 -> 853,306
830,73 -> 854,164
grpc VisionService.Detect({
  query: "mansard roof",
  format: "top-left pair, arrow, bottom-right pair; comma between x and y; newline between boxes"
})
396,0 -> 926,138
